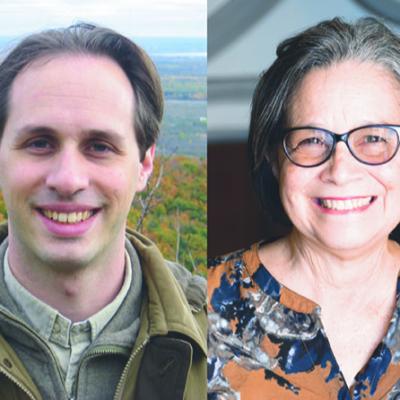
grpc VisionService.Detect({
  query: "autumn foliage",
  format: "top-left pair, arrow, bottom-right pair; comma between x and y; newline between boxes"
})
129,154 -> 206,276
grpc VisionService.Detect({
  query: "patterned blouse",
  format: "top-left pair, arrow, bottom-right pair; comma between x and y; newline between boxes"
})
208,243 -> 400,399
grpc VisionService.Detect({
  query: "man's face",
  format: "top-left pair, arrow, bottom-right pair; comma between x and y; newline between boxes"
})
0,54 -> 154,271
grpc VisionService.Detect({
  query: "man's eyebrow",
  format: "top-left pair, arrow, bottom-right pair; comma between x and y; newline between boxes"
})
15,125 -> 127,143
15,125 -> 56,138
82,129 -> 127,143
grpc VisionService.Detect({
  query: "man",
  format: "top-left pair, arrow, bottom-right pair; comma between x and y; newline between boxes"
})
0,23 -> 206,399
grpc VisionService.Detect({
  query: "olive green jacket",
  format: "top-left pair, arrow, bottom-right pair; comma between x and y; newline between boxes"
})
0,225 -> 207,399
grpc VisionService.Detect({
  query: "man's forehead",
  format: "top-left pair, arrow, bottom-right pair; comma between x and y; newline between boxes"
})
8,54 -> 134,111
3,53 -> 136,142
10,52 -> 134,100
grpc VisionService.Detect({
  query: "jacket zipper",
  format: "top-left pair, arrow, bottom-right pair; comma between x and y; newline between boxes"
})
0,365 -> 37,400
71,345 -> 128,398
113,335 -> 150,400
0,309 -> 68,399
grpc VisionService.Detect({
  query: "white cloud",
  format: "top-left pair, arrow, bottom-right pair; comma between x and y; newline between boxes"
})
0,0 -> 206,37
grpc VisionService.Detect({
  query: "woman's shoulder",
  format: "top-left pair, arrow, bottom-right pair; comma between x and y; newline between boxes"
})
208,243 -> 263,278
207,238 -> 288,289
207,244 -> 258,306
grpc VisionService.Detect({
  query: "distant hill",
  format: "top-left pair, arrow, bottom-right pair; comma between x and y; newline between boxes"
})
0,36 -> 207,56
132,37 -> 206,55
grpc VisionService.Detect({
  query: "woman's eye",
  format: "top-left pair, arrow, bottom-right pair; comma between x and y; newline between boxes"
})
364,135 -> 386,143
307,137 -> 320,144
298,137 -> 325,147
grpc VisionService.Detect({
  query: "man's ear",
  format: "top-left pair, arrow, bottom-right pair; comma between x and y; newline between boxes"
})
136,144 -> 156,192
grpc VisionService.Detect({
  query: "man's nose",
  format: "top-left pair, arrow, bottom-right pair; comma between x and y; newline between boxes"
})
45,148 -> 89,197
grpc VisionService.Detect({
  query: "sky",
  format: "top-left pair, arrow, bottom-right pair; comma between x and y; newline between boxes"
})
0,0 -> 206,38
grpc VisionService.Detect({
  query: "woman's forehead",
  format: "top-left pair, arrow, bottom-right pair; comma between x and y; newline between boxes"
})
287,60 -> 400,130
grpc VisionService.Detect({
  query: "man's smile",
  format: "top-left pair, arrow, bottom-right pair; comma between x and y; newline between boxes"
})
40,209 -> 97,224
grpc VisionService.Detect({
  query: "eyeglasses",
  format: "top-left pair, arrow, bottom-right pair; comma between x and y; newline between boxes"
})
282,124 -> 400,168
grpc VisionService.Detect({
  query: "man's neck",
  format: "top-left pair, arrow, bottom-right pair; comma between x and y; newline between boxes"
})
6,237 -> 127,322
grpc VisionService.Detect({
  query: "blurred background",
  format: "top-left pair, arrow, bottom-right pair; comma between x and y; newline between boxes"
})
208,0 -> 400,258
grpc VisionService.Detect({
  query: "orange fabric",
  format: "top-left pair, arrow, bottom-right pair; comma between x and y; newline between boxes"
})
208,245 -> 400,399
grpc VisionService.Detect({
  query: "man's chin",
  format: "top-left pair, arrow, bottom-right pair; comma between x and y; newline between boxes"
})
35,248 -> 98,273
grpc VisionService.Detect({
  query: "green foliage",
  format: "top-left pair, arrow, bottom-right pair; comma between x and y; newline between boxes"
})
129,155 -> 206,276
160,100 -> 206,157
162,76 -> 206,101
0,195 -> 6,223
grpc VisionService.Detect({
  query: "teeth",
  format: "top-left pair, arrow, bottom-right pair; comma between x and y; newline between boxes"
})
41,209 -> 94,223
59,213 -> 67,223
67,213 -> 76,223
320,197 -> 372,211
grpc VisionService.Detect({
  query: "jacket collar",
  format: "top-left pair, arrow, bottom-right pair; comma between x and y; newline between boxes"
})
0,223 -> 206,357
125,227 -> 206,356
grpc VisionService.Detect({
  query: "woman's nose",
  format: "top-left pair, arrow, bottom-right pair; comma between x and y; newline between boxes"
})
320,142 -> 364,185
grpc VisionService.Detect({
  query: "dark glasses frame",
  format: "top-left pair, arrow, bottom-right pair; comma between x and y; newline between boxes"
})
282,124 -> 400,168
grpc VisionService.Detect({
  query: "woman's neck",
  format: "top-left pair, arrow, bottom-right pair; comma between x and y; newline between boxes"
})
260,230 -> 400,307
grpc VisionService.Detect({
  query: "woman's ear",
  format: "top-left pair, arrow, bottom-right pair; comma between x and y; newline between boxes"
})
266,154 -> 280,180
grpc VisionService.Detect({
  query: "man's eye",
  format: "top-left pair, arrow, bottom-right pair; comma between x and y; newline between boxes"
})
26,138 -> 53,152
86,141 -> 114,154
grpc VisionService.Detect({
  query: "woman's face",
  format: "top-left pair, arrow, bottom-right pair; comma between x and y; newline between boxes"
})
280,60 -> 400,254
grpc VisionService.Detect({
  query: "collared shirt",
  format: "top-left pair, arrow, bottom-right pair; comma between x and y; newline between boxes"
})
4,246 -> 132,396
208,243 -> 400,400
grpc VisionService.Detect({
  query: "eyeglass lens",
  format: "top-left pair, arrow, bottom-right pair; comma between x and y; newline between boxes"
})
284,126 -> 399,167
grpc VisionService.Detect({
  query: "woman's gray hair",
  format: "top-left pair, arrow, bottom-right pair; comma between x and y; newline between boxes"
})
248,17 -> 400,227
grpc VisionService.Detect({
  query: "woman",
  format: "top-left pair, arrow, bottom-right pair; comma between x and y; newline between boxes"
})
208,17 -> 400,399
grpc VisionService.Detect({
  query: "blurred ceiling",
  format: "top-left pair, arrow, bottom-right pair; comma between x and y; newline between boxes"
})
208,0 -> 400,143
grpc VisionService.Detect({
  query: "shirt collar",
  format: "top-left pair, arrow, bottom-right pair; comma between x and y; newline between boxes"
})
3,246 -> 132,344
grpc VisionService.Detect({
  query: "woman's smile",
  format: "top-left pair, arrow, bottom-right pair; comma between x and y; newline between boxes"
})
314,196 -> 376,214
